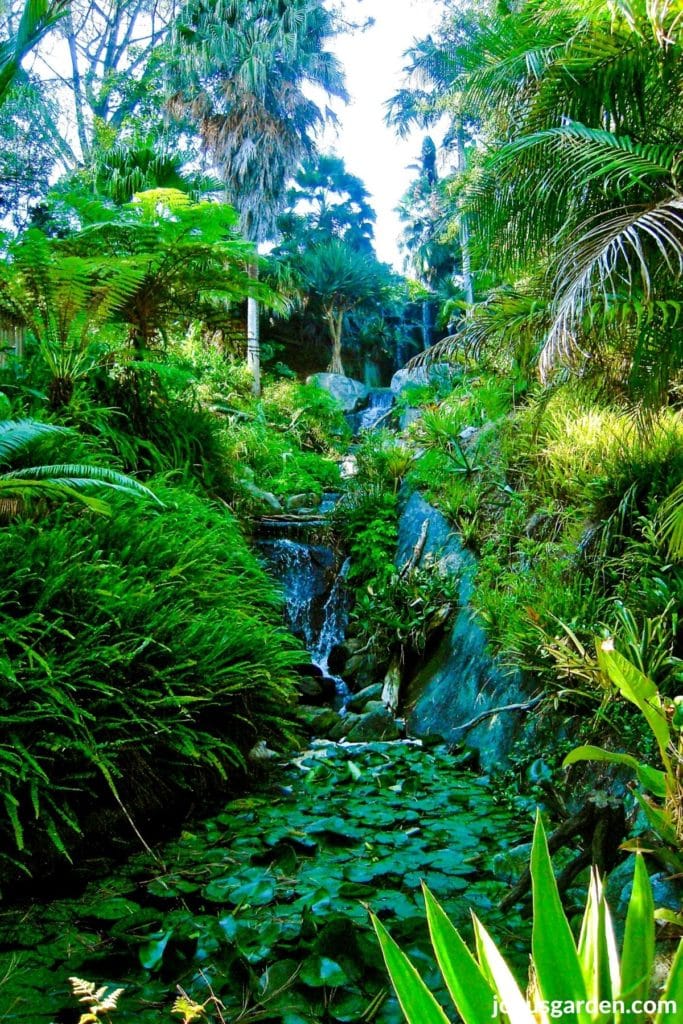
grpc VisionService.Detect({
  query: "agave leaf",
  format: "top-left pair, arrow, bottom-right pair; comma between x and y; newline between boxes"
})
472,915 -> 535,1024
563,746 -> 667,798
371,914 -> 450,1024
654,938 -> 683,1024
619,856 -> 654,1023
531,812 -> 588,1024
578,869 -> 619,1016
422,885 -> 500,1024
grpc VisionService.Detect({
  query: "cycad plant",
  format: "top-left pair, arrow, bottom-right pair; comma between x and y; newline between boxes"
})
373,814 -> 682,1024
0,418 -> 158,515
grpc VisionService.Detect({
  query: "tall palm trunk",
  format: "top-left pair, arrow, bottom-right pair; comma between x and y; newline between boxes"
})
247,263 -> 261,397
457,123 -> 474,305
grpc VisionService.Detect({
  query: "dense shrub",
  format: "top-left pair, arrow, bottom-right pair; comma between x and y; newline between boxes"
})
0,481 -> 304,872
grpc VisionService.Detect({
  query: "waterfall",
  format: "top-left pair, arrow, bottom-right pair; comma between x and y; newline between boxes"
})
347,388 -> 394,434
258,528 -> 350,705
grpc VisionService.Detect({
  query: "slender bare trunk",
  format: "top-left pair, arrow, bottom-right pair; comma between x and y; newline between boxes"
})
457,123 -> 474,305
247,264 -> 260,396
326,308 -> 344,374
65,15 -> 91,163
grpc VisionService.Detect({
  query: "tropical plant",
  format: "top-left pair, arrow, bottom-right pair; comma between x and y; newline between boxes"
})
373,812 -> 683,1024
394,0 -> 683,402
170,0 -> 348,394
565,641 -> 683,861
0,418 -> 158,514
276,152 -> 377,257
0,480 -> 303,868
298,238 -> 388,374
2,190 -> 269,404
0,0 -> 69,107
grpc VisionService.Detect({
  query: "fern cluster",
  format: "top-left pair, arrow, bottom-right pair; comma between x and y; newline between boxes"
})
0,481 -> 304,874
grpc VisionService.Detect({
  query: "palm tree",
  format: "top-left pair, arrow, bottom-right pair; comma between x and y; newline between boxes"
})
403,0 -> 683,402
298,239 -> 386,375
170,0 -> 347,395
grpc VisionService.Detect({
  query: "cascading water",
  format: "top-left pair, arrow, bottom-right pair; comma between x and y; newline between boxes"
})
258,527 -> 351,706
311,557 -> 351,682
347,388 -> 394,434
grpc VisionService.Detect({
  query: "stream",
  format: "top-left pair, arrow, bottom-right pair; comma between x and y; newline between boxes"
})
0,388 -> 534,1024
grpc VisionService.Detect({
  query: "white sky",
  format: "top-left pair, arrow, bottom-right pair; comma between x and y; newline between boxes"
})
326,0 -> 445,270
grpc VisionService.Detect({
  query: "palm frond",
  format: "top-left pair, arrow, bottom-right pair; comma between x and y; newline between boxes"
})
659,480 -> 683,559
541,195 -> 683,377
492,123 -> 678,199
3,464 -> 162,503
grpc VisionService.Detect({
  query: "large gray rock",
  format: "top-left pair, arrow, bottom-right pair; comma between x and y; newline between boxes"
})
307,373 -> 369,412
396,491 -> 473,592
345,703 -> 400,742
346,683 -> 384,713
390,364 -> 457,395
397,492 -> 533,770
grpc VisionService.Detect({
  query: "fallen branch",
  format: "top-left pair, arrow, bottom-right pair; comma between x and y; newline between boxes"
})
449,694 -> 544,739
399,518 -> 430,578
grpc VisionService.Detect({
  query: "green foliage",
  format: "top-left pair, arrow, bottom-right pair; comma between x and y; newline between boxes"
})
374,814 -> 681,1024
0,0 -> 69,107
0,190 -> 270,409
0,481 -> 303,868
353,562 -> 460,666
565,645 -> 683,867
0,743 -> 529,1023
0,417 -> 160,515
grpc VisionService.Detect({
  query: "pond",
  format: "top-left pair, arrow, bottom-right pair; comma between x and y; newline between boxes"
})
0,741 -> 531,1024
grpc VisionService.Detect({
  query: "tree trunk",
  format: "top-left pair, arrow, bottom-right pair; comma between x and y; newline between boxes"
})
457,123 -> 474,305
65,15 -> 91,163
247,264 -> 261,397
326,308 -> 345,375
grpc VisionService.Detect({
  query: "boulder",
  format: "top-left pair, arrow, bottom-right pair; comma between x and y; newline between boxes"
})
285,493 -> 319,511
346,683 -> 384,713
307,373 -> 370,412
328,712 -> 362,741
390,363 -> 457,395
397,492 -> 534,771
295,675 -> 336,705
241,479 -> 283,511
297,705 -> 340,737
345,703 -> 400,742
396,490 -> 473,586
